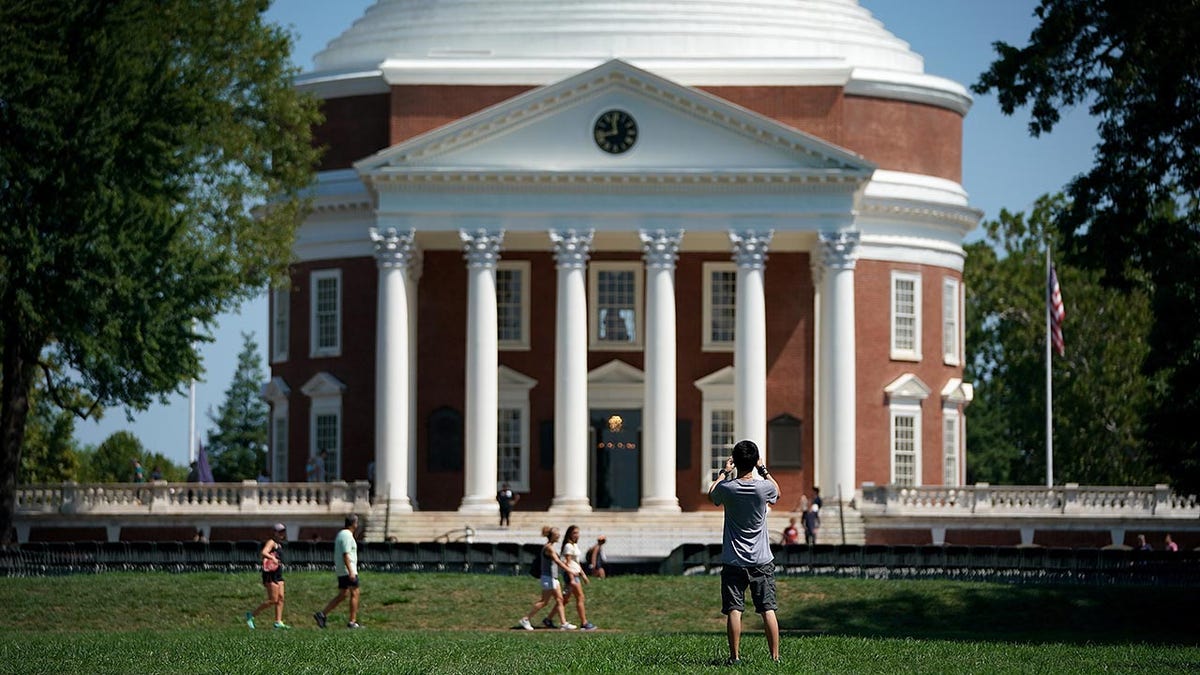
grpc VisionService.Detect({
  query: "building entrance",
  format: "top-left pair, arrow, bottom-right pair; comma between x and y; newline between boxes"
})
589,409 -> 641,510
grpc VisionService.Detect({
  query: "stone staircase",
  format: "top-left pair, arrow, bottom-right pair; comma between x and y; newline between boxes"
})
363,501 -> 866,557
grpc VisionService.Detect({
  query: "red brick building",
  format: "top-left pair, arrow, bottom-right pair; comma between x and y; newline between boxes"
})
264,0 -> 979,515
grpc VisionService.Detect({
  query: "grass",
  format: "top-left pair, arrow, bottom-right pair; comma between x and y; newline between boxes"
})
0,571 -> 1197,673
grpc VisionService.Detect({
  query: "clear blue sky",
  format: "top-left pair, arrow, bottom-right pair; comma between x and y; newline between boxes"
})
75,0 -> 1099,467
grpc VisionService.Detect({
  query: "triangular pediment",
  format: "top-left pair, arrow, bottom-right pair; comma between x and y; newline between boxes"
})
941,378 -> 975,406
301,372 -> 347,399
884,373 -> 931,402
588,359 -> 644,385
260,376 -> 290,403
694,365 -> 735,396
356,60 -> 875,180
498,365 -> 538,392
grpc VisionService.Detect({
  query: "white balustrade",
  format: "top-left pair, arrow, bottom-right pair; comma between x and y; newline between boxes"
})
17,481 -> 370,517
858,483 -> 1199,518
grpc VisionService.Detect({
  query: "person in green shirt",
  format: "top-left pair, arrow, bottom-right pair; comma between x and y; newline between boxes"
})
314,514 -> 362,629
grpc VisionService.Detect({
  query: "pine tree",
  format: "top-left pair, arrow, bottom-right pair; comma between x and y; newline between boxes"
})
205,333 -> 269,481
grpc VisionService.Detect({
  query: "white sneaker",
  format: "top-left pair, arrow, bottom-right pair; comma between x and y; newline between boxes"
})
518,617 -> 534,631
560,622 -> 578,630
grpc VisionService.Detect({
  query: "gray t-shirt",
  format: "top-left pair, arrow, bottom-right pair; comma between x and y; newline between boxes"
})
712,478 -> 779,566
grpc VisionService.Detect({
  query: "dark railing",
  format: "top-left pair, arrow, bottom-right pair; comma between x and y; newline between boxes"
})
659,543 -> 1200,585
4,541 -> 1198,585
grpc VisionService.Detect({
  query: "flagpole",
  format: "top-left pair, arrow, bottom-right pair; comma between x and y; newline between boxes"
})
188,377 -> 197,465
1045,244 -> 1054,487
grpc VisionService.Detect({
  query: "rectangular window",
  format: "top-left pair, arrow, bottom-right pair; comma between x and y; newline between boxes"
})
943,411 -> 960,486
703,262 -> 737,351
271,413 -> 288,482
310,269 -> 342,357
704,408 -> 736,489
942,277 -> 961,365
892,411 -> 918,486
496,261 -> 531,350
498,407 -> 524,488
271,288 -> 289,363
314,411 -> 340,480
891,271 -> 921,361
590,262 -> 643,350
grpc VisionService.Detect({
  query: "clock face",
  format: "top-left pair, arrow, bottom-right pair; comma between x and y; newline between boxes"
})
593,109 -> 637,154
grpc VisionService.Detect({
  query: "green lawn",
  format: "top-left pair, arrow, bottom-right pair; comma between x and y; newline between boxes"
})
0,572 -> 1197,673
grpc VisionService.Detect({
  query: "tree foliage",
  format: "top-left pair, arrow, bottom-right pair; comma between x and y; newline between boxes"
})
974,0 -> 1200,491
205,333 -> 268,481
0,0 -> 321,541
18,374 -> 81,484
965,195 -> 1164,486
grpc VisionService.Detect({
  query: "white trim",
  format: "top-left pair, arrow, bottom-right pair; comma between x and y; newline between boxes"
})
890,270 -> 921,362
498,365 -> 537,492
889,404 -> 922,487
695,366 -> 736,492
588,359 -> 645,408
271,288 -> 290,364
496,261 -> 531,351
301,372 -> 346,481
942,406 -> 961,487
589,261 -> 644,351
702,262 -> 737,352
310,269 -> 343,358
942,277 -> 961,366
271,410 -> 289,483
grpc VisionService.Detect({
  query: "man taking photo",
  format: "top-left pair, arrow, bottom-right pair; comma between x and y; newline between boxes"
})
708,439 -> 781,665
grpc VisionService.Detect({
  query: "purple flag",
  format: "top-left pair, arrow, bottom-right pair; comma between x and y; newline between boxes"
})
197,442 -> 215,483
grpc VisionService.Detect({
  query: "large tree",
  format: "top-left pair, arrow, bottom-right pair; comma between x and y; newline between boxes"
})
974,0 -> 1200,491
965,195 -> 1163,486
0,1 -> 321,542
205,333 -> 269,481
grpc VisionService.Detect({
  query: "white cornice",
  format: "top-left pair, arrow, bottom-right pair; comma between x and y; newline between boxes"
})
294,58 -> 970,115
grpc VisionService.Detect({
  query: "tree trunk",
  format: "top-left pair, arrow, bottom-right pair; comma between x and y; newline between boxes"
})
0,331 -> 38,545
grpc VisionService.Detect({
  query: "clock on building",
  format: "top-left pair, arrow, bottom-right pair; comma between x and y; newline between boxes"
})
593,109 -> 637,154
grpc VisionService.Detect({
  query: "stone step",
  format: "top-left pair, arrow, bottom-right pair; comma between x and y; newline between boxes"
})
362,504 -> 866,556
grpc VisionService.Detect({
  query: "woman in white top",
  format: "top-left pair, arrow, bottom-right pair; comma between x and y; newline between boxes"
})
518,526 -> 574,630
558,524 -> 595,630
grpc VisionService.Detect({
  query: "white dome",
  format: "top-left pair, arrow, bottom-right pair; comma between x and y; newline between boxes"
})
314,0 -> 924,75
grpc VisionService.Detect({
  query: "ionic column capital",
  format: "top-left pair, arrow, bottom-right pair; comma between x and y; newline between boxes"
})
461,229 -> 504,268
640,229 -> 684,270
730,230 -> 774,269
370,227 -> 416,269
818,230 -> 861,270
550,229 -> 594,269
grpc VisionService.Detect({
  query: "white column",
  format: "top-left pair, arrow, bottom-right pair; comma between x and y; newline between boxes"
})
407,250 -> 423,509
371,227 -> 416,512
459,229 -> 504,513
818,231 -> 860,503
549,229 -> 593,513
639,229 -> 683,512
731,230 -> 773,456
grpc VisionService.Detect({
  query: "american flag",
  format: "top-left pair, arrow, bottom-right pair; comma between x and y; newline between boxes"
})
1048,264 -> 1065,356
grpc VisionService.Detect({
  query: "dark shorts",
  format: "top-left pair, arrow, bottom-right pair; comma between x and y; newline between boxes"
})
337,574 -> 360,590
261,569 -> 283,585
721,562 -> 777,615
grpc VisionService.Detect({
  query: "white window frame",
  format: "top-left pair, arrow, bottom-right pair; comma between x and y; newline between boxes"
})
310,269 -> 342,358
496,261 -> 531,351
271,409 -> 288,483
311,404 -> 342,481
695,366 -> 735,492
942,406 -> 961,487
271,287 -> 290,363
702,262 -> 737,352
890,404 -> 922,487
890,271 -> 922,361
301,372 -> 345,481
497,366 -> 537,492
589,261 -> 644,351
942,277 -> 961,366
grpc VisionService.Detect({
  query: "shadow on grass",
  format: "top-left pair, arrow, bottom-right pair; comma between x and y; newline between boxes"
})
777,582 -> 1200,646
